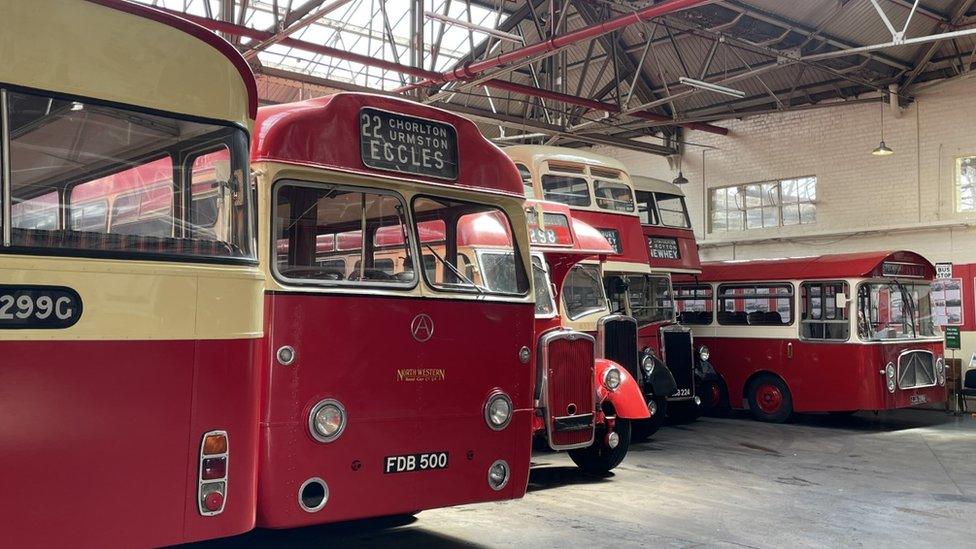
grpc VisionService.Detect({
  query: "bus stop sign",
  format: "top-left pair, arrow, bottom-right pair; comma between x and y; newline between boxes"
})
945,326 -> 961,350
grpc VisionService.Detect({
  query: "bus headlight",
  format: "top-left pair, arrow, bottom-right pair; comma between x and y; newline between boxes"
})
484,392 -> 513,430
487,459 -> 510,491
885,362 -> 896,393
309,399 -> 347,442
603,367 -> 622,390
641,348 -> 655,375
936,357 -> 946,386
699,346 -> 710,361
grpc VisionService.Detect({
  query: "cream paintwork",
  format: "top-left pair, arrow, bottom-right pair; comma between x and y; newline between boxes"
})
505,145 -> 639,218
602,260 -> 652,275
255,161 -> 534,303
631,175 -> 686,197
0,0 -> 252,129
0,254 -> 263,340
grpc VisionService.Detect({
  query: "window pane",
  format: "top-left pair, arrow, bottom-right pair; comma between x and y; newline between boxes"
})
415,196 -> 527,296
746,208 -> 763,229
516,164 -> 535,199
274,184 -> 414,286
593,180 -> 634,212
745,185 -> 762,208
563,264 -> 609,319
799,203 -> 816,224
781,179 -> 798,204
675,284 -> 713,324
718,284 -> 793,325
635,190 -> 656,225
782,203 -> 800,226
542,174 -> 590,206
6,90 -> 252,259
532,256 -> 555,316
655,193 -> 690,228
625,275 -> 674,325
801,282 -> 850,340
957,157 -> 976,212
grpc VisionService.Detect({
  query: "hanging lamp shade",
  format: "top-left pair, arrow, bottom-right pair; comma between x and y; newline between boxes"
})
672,171 -> 689,185
872,141 -> 893,156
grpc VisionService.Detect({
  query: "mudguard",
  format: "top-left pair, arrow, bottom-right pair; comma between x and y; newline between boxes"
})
595,358 -> 651,419
643,352 -> 678,398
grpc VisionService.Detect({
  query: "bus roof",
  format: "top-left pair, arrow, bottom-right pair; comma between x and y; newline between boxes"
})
2,0 -> 257,127
632,175 -> 686,197
694,251 -> 936,283
252,93 -> 524,196
504,145 -> 629,174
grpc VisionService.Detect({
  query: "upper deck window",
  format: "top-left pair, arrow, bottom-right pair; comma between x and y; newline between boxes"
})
675,284 -> 713,325
593,180 -> 635,213
274,183 -> 415,286
717,284 -> 794,326
516,163 -> 535,199
2,89 -> 253,261
542,174 -> 590,207
655,193 -> 691,228
413,196 -> 528,296
563,263 -> 609,320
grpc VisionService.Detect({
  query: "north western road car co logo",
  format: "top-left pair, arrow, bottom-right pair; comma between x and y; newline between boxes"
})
397,369 -> 446,382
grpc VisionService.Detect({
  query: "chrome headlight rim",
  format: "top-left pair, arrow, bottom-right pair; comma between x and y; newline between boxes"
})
885,362 -> 896,393
484,391 -> 514,431
936,357 -> 946,386
487,459 -> 511,491
603,367 -> 622,391
699,345 -> 710,362
308,398 -> 347,443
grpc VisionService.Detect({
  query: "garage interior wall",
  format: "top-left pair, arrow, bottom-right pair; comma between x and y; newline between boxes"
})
594,75 -> 976,374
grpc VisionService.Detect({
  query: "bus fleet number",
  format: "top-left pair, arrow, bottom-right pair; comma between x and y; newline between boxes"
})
0,286 -> 82,329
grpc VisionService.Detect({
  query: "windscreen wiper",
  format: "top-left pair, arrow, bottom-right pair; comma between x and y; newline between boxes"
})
424,244 -> 486,295
892,279 -> 917,338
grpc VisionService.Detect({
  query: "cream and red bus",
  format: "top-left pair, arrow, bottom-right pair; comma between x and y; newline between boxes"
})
1,1 -> 262,546
506,146 -> 713,437
251,93 -> 535,527
674,251 -> 947,422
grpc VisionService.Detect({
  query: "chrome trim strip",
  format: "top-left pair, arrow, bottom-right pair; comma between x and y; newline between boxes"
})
538,328 -> 596,451
308,398 -> 348,443
298,477 -> 329,513
1,89 -> 10,247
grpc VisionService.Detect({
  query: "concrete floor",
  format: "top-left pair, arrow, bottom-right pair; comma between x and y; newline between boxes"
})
189,410 -> 976,548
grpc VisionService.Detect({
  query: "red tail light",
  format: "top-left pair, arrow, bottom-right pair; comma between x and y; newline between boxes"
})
198,430 -> 228,516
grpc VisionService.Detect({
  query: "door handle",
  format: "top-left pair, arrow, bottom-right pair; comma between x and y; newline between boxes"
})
786,342 -> 794,359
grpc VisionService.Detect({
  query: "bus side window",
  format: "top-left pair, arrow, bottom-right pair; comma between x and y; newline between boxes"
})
635,190 -> 658,225
801,281 -> 850,341
516,163 -> 534,199
717,283 -> 793,326
675,284 -> 713,324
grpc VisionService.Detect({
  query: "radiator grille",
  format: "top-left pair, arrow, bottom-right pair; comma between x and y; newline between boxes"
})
601,318 -> 639,380
546,336 -> 595,448
897,350 -> 936,389
663,329 -> 694,398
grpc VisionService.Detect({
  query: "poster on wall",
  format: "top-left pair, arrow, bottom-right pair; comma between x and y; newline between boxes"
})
931,278 -> 963,326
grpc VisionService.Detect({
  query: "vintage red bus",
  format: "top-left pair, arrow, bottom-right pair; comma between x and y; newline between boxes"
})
1,1 -> 262,547
674,251 -> 948,422
250,93 -> 535,527
506,146 -> 713,437
462,199 -> 650,471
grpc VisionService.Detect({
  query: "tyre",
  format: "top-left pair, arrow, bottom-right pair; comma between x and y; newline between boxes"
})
667,400 -> 702,424
630,398 -> 667,442
700,379 -> 730,417
747,375 -> 793,423
568,419 -> 631,474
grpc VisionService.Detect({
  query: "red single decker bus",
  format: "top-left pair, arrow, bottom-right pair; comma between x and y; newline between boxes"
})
250,93 -> 536,527
675,251 -> 947,422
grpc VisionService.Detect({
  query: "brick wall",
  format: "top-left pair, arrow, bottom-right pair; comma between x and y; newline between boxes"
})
592,76 -> 976,265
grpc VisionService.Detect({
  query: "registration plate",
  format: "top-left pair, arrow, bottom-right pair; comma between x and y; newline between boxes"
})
909,394 -> 928,405
384,452 -> 449,474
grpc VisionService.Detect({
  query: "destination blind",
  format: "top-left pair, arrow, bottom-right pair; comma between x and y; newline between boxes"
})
360,108 -> 459,180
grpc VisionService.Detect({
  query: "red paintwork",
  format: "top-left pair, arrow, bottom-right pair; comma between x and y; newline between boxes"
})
84,0 -> 258,119
253,94 -> 524,197
594,359 -> 650,419
0,338 -> 260,548
695,251 -> 936,283
754,382 -> 783,414
697,336 -> 946,412
257,294 -> 533,528
641,225 -> 701,273
526,200 -> 615,255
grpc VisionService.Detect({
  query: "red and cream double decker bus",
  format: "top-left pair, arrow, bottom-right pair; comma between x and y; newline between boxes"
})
460,199 -> 650,471
250,93 -> 535,527
674,251 -> 947,422
507,146 -> 713,437
1,1 -> 262,546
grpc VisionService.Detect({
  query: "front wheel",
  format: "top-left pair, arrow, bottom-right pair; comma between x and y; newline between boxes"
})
568,419 -> 631,474
700,379 -> 730,417
631,398 -> 667,442
747,375 -> 793,423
